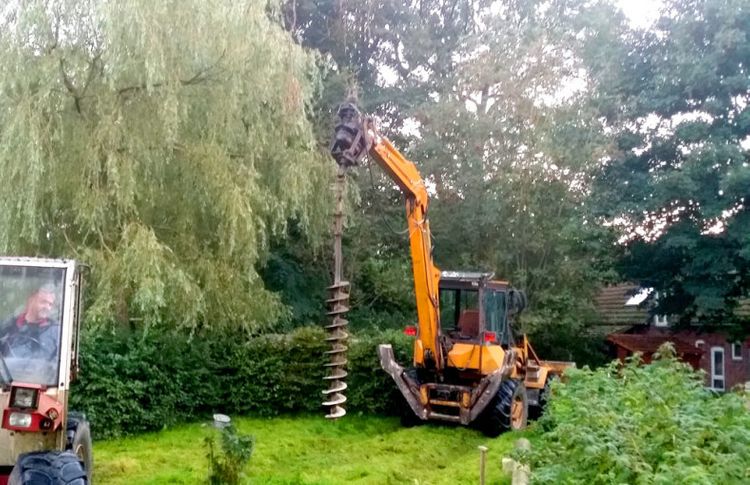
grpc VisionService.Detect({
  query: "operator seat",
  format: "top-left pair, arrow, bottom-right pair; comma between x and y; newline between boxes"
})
457,310 -> 479,338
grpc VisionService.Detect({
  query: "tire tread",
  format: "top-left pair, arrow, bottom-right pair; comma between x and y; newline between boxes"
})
10,451 -> 88,485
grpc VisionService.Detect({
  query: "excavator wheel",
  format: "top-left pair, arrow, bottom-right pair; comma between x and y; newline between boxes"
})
529,376 -> 554,420
476,379 -> 528,437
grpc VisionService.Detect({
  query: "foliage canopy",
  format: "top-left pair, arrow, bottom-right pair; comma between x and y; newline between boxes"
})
0,0 -> 330,331
591,0 -> 750,330
284,0 -> 621,362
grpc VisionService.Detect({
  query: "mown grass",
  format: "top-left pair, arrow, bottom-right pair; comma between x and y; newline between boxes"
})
94,414 -> 521,484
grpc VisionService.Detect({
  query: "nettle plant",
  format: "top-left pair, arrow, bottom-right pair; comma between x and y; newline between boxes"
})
526,344 -> 750,484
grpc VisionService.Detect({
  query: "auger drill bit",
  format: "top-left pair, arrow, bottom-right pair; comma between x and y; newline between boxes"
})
322,100 -> 372,419
322,168 -> 350,419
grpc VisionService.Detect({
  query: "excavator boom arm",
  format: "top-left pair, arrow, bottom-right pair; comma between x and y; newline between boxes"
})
331,103 -> 443,370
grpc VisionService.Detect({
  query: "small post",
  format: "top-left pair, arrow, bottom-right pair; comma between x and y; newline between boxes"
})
478,445 -> 488,485
501,439 -> 531,485
514,439 -> 531,485
515,438 -> 530,452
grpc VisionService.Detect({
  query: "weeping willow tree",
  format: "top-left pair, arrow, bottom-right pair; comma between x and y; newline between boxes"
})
0,0 -> 331,332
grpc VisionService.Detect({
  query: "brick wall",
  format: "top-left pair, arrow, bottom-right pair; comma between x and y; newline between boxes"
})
643,328 -> 750,391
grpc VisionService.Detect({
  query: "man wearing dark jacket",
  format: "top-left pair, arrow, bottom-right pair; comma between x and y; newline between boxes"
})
0,285 -> 60,360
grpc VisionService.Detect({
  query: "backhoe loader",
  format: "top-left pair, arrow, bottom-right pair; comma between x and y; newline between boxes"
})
330,102 -> 573,436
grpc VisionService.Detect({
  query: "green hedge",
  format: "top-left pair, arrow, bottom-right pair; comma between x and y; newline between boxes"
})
69,326 -> 411,438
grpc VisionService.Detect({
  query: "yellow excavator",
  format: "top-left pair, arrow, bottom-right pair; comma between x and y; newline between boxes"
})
330,102 -> 572,436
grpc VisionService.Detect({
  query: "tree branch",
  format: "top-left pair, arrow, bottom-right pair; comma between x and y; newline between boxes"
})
44,7 -> 61,55
80,51 -> 103,98
59,58 -> 83,114
392,40 -> 411,79
117,51 -> 226,97
288,0 -> 297,34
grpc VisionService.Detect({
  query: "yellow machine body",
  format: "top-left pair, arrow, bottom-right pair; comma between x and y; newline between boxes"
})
331,102 -> 573,433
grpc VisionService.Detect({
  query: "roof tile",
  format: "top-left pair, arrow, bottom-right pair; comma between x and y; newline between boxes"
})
607,333 -> 703,356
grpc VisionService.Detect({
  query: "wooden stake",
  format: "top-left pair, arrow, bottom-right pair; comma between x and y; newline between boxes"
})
478,445 -> 488,485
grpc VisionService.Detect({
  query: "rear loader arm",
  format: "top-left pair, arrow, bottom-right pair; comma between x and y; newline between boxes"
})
331,103 -> 443,370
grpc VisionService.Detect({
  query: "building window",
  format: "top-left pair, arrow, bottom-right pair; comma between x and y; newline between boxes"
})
695,339 -> 705,348
711,346 -> 725,391
732,342 -> 743,361
653,314 -> 668,327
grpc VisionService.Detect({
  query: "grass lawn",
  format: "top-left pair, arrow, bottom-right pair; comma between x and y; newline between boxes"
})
94,414 -> 522,484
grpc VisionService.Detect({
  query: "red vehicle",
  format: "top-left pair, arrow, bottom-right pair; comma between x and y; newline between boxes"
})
0,258 -> 91,484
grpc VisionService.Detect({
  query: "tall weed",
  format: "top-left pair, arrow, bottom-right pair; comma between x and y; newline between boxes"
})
526,343 -> 750,484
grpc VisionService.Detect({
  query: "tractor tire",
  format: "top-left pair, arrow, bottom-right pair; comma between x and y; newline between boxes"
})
398,369 -> 422,428
475,379 -> 528,437
66,413 -> 93,483
8,451 -> 88,485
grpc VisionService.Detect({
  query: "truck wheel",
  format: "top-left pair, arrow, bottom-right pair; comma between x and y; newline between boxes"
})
9,451 -> 88,485
67,413 -> 93,482
476,379 -> 528,437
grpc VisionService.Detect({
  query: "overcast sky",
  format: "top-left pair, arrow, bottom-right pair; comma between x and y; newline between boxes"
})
619,0 -> 664,28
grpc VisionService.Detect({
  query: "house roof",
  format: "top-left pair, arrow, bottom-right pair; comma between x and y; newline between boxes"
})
739,300 -> 750,318
607,333 -> 704,356
588,324 -> 635,337
595,284 -> 651,326
596,284 -> 750,326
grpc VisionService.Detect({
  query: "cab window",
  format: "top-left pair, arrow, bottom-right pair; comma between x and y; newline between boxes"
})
439,288 -> 480,338
483,289 -> 510,345
0,266 -> 66,386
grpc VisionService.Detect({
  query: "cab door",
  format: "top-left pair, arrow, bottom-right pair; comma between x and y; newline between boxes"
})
482,288 -> 511,347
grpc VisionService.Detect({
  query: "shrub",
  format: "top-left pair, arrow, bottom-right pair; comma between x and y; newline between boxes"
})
70,326 -> 412,438
525,344 -> 750,484
345,329 -> 412,415
205,425 -> 255,485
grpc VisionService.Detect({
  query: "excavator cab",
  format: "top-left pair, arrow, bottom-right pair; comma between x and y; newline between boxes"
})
439,271 -> 516,348
437,271 -> 527,378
